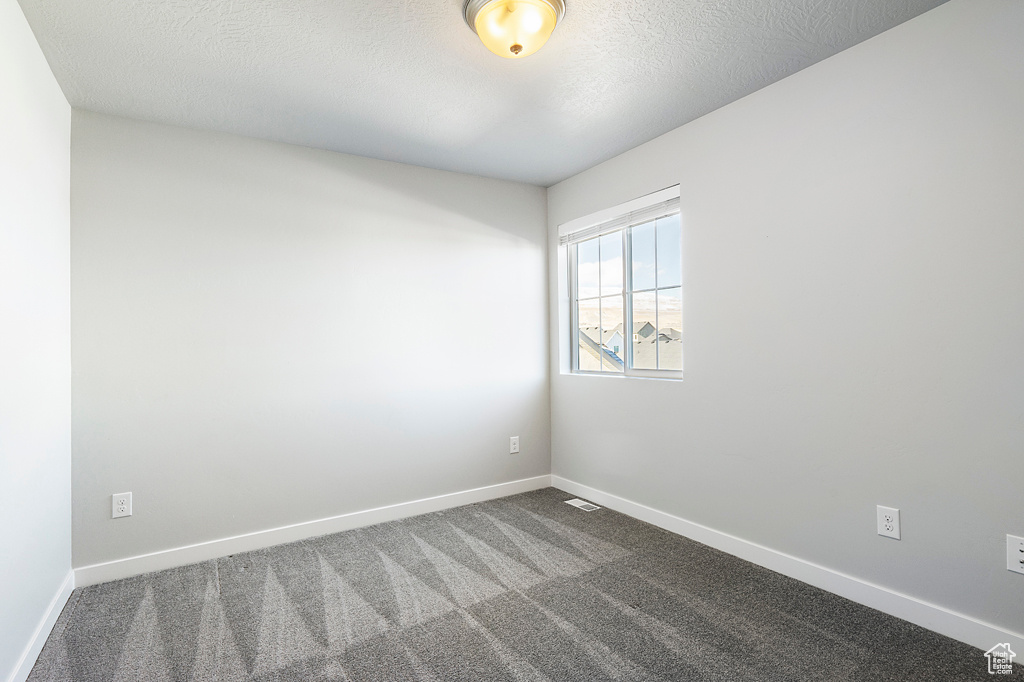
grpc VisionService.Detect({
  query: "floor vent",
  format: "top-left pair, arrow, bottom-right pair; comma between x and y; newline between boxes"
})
564,498 -> 601,512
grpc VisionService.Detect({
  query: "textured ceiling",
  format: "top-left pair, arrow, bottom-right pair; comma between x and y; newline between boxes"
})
20,0 -> 947,186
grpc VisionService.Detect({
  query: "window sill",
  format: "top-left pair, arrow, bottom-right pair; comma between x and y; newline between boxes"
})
568,370 -> 682,381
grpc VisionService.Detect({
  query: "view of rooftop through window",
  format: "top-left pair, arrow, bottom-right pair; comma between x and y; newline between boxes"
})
574,213 -> 682,374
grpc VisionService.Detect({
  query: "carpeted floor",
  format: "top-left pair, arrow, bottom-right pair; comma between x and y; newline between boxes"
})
28,488 -> 1019,681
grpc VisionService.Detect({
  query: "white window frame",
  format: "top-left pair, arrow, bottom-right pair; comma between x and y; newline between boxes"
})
561,187 -> 682,379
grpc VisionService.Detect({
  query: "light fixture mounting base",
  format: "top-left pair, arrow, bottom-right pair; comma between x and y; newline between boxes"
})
463,0 -> 566,34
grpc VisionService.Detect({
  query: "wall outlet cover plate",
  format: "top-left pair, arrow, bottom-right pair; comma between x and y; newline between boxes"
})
1008,534 -> 1024,575
112,492 -> 132,518
877,505 -> 900,540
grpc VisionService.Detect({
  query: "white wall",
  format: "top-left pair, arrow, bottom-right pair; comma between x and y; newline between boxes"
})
0,0 -> 72,680
71,111 -> 549,569
548,0 -> 1023,641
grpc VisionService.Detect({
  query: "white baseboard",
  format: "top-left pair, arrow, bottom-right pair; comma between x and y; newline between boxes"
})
75,475 -> 552,587
551,475 -> 1024,654
8,569 -> 74,682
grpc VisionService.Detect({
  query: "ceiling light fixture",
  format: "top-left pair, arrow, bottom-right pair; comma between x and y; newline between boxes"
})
464,0 -> 565,59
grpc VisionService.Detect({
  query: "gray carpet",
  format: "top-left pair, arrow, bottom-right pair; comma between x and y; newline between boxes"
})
28,488 -> 1019,681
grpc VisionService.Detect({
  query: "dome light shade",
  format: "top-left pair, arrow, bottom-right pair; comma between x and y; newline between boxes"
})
465,0 -> 565,59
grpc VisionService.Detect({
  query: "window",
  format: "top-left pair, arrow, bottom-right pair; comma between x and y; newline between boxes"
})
563,192 -> 681,378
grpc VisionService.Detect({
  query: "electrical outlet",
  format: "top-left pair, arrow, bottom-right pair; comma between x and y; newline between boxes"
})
877,505 -> 900,540
509,436 -> 520,454
1008,535 -> 1024,576
112,492 -> 132,519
